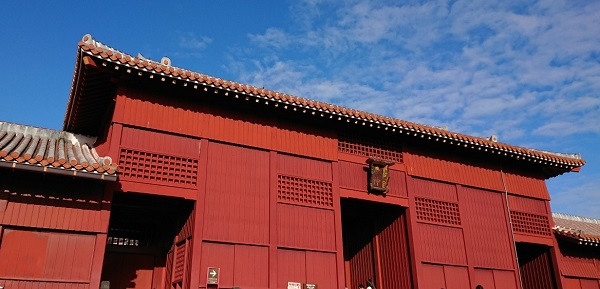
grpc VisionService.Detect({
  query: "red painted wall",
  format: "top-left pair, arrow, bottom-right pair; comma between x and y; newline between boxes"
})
0,174 -> 106,233
378,211 -> 412,289
199,242 -> 269,288
404,149 -> 551,200
421,264 -> 470,289
557,240 -> 600,288
0,229 -> 95,280
0,171 -> 109,289
203,142 -> 270,245
113,90 -> 337,161
408,176 -> 523,289
459,186 -> 515,270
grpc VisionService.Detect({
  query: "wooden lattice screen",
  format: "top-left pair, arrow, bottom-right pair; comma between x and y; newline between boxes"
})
277,175 -> 333,208
119,148 -> 198,187
338,133 -> 402,162
415,197 -> 461,226
510,211 -> 551,236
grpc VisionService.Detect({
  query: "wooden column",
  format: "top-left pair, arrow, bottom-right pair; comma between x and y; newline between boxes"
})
188,139 -> 209,289
269,151 -> 279,289
89,185 -> 114,289
332,161 -> 346,289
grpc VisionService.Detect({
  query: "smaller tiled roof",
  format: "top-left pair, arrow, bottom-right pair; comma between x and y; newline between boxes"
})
553,212 -> 600,246
0,122 -> 117,180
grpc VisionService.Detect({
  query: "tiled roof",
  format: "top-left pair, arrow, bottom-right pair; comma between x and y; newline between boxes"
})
0,121 -> 117,180
553,213 -> 600,246
74,34 -> 585,171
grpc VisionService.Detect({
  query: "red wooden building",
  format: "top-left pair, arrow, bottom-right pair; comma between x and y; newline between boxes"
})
552,213 -> 600,289
0,34 -> 592,289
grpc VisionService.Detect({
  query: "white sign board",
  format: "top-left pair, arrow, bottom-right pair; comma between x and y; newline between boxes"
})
288,282 -> 302,289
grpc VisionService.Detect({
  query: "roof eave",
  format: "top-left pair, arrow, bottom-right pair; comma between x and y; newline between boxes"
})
72,34 -> 586,175
0,160 -> 117,181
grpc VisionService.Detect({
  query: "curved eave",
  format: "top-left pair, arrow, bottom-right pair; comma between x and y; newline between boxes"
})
554,227 -> 600,247
68,35 -> 585,175
0,160 -> 117,181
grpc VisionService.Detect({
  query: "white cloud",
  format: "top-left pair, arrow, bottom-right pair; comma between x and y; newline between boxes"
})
249,28 -> 292,49
234,0 -> 600,144
177,32 -> 212,50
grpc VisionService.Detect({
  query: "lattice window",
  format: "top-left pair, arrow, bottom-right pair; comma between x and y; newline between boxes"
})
415,197 -> 461,226
511,211 -> 551,236
119,148 -> 198,187
338,133 -> 402,162
277,175 -> 333,208
173,241 -> 187,282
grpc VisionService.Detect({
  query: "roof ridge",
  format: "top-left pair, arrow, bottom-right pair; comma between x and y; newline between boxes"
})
553,212 -> 600,225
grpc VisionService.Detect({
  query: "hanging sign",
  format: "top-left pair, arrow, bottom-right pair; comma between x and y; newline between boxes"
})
305,283 -> 318,289
288,282 -> 302,289
367,158 -> 395,193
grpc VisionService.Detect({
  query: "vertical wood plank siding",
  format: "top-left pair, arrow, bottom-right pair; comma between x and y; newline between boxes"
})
493,270 -> 519,289
277,203 -> 336,251
518,244 -> 558,289
0,175 -> 104,233
420,264 -> 472,289
277,153 -> 332,181
339,161 -> 368,191
176,212 -> 195,242
0,229 -> 95,281
415,223 -> 468,265
203,142 -> 270,244
507,195 -> 548,215
199,242 -> 235,288
277,249 -> 307,287
120,126 -> 200,158
404,150 -> 550,200
503,171 -> 550,200
387,170 -> 409,197
233,245 -> 269,288
411,177 -> 458,202
460,186 -> 515,270
306,251 -> 338,289
444,265 -> 471,289
579,279 -> 600,289
558,242 -> 600,279
0,280 -> 89,289
420,264 -> 447,289
349,242 -> 375,289
114,93 -> 337,160
378,212 -> 412,289
404,150 -> 504,193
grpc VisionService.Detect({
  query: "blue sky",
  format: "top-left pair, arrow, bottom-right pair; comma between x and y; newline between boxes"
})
1,1 -> 598,217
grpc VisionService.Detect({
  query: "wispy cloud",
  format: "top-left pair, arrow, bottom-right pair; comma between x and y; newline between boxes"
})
228,0 -> 600,217
236,0 -> 600,141
178,31 -> 212,49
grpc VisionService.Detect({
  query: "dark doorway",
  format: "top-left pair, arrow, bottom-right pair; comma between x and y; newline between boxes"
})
101,192 -> 194,289
516,242 -> 558,289
341,199 -> 412,289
